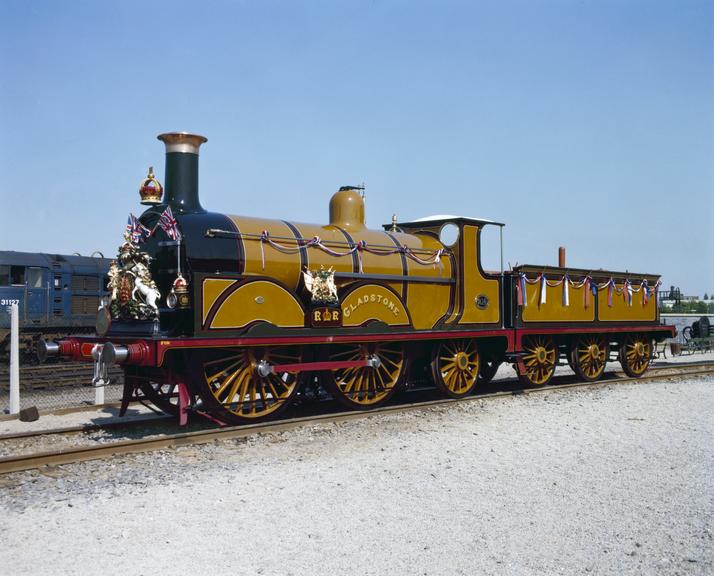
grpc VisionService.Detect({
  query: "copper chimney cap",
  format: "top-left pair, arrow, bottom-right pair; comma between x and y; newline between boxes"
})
157,132 -> 208,154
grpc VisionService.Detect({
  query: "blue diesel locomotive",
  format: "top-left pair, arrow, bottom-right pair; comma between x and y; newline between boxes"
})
0,251 -> 110,360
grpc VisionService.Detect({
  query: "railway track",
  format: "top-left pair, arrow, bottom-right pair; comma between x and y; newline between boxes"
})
1,362 -> 712,475
0,362 -> 123,390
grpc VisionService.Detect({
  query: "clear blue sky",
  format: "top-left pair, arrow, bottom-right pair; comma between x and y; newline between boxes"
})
1,0 -> 712,295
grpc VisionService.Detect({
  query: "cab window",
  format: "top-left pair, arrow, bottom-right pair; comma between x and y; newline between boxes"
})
27,268 -> 43,288
0,266 -> 26,286
10,266 -> 25,285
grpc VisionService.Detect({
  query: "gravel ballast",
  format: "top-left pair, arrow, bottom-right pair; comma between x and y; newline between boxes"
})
1,377 -> 712,575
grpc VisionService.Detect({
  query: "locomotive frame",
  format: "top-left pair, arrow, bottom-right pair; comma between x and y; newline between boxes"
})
40,132 -> 675,424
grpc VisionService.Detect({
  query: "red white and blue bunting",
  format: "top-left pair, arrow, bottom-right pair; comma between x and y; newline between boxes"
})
516,273 -> 661,308
258,230 -> 444,273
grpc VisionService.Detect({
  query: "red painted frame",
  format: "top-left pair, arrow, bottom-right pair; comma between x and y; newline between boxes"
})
513,325 -> 676,349
57,322 -> 675,368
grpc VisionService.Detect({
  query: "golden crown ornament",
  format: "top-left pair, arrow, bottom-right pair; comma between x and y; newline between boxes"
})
139,166 -> 163,205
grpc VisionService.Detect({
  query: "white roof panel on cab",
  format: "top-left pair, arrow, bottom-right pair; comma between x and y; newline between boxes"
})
386,214 -> 505,229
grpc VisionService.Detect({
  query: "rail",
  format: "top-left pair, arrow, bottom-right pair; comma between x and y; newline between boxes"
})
1,362 -> 712,475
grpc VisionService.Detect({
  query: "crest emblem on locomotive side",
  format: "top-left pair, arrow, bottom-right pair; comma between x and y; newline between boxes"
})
107,232 -> 161,321
302,266 -> 338,304
302,266 -> 342,327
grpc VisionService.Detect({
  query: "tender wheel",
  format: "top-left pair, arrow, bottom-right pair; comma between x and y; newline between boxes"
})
619,334 -> 652,378
478,355 -> 501,385
192,347 -> 302,424
432,339 -> 480,398
321,342 -> 405,409
518,335 -> 557,386
569,335 -> 608,382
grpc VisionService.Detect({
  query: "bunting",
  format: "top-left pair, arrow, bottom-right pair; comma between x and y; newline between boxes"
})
562,275 -> 569,307
517,274 -> 527,307
514,273 -> 655,310
583,277 -> 591,308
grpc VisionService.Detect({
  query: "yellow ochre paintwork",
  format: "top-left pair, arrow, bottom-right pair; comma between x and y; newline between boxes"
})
597,284 -> 657,322
229,216 -> 305,290
202,278 -> 237,326
458,225 -> 500,325
341,285 -> 411,327
228,216 -> 404,291
209,280 -> 305,330
391,230 -> 453,330
227,214 -> 455,331
521,282 -> 596,323
329,188 -> 365,232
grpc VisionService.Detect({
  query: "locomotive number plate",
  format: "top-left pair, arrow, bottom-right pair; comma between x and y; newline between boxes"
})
311,306 -> 342,328
475,295 -> 489,310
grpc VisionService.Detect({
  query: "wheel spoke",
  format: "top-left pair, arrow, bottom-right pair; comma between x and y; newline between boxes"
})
330,348 -> 362,360
519,336 -> 556,386
223,369 -> 248,403
265,376 -> 280,400
432,340 -> 480,397
324,342 -> 405,407
213,368 -> 240,399
204,354 -> 243,368
196,347 -> 301,422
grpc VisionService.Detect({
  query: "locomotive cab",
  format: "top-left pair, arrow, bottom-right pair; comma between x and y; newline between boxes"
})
387,215 -> 504,329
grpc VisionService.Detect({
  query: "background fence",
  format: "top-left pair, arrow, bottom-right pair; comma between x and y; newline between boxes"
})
0,363 -> 125,415
1,303 -> 125,415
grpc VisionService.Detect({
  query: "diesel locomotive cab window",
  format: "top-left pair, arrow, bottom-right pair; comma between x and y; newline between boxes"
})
10,266 -> 25,285
0,265 -> 9,286
27,268 -> 43,288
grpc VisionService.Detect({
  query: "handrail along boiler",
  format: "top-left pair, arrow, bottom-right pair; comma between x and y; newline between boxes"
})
39,133 -> 676,424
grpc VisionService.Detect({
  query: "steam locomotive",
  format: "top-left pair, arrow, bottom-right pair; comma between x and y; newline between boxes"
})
39,133 -> 675,424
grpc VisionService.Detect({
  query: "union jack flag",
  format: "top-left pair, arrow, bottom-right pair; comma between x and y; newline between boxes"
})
157,206 -> 182,241
126,213 -> 152,244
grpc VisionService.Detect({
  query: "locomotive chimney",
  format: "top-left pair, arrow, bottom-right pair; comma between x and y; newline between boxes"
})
157,132 -> 208,214
558,246 -> 566,268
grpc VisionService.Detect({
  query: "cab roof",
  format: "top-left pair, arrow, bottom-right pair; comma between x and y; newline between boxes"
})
383,214 -> 505,230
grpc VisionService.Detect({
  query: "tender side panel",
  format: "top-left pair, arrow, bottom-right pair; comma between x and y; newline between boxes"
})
521,282 -> 595,323
458,225 -> 500,325
391,231 -> 453,330
341,284 -> 411,327
597,283 -> 657,322
208,279 -> 305,330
